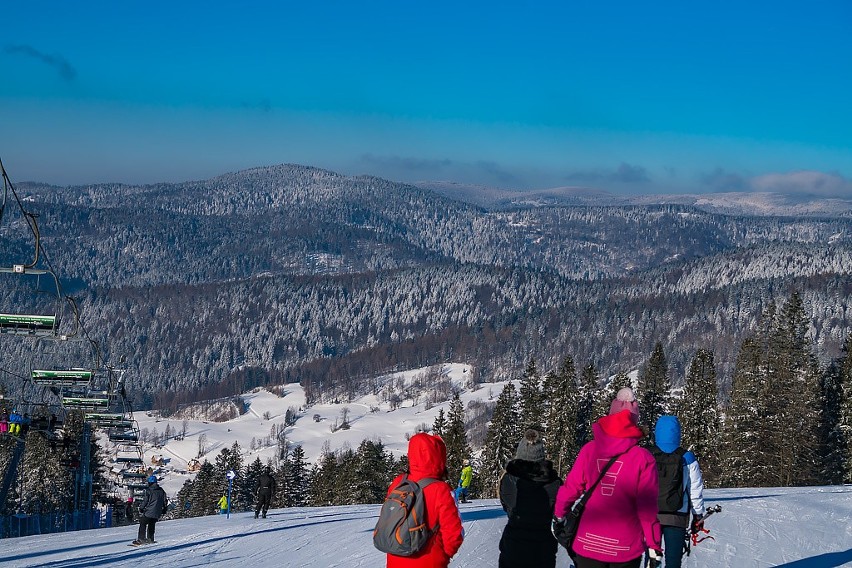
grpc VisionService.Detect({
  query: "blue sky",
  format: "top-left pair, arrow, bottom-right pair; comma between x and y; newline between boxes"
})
2,1 -> 851,195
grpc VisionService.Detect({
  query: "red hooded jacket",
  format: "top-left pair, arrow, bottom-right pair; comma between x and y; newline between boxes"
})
386,433 -> 464,568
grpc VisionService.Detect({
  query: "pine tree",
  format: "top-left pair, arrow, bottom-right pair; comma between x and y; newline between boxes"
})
819,359 -> 846,484
352,439 -> 393,504
639,342 -> 671,437
444,392 -> 470,485
480,383 -> 521,497
285,445 -> 310,507
677,348 -> 720,485
213,442 -> 245,510
432,408 -> 447,438
186,460 -> 218,516
839,334 -> 852,483
720,337 -> 767,487
518,358 -> 543,430
309,447 -> 338,507
577,363 -> 601,445
765,291 -> 822,486
334,447 -> 358,504
243,457 -> 264,512
544,356 -> 580,476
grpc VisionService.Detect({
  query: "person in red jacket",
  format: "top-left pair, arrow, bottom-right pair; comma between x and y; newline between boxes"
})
386,432 -> 464,568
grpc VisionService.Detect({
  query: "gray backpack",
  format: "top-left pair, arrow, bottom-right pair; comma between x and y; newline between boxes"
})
373,475 -> 439,556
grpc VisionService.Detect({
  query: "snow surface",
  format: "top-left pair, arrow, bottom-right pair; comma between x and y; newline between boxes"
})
1,486 -> 850,567
129,363 -> 507,496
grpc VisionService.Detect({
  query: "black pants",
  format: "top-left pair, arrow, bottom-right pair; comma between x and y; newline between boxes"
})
574,556 -> 642,568
256,489 -> 272,516
138,515 -> 157,542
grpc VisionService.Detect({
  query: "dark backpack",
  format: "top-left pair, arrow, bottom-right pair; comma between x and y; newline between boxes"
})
652,446 -> 687,514
373,474 -> 438,556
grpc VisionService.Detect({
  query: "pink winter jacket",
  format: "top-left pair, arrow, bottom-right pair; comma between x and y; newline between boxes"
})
554,410 -> 662,563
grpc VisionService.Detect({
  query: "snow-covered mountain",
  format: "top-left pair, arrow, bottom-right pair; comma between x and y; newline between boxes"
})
418,180 -> 852,217
1,486 -> 850,567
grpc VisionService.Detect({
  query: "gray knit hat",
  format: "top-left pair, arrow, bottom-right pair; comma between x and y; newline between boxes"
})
515,429 -> 546,462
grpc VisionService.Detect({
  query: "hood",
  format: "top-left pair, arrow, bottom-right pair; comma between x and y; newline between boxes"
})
407,432 -> 448,480
592,409 -> 644,455
654,415 -> 681,453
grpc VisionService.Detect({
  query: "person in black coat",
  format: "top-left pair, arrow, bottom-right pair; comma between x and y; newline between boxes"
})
134,475 -> 167,545
498,429 -> 562,568
255,466 -> 277,518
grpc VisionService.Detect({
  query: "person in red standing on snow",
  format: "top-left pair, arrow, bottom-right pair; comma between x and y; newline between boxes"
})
385,432 -> 464,568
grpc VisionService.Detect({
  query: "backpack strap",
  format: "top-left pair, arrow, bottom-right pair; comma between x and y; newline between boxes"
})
574,449 -> 628,510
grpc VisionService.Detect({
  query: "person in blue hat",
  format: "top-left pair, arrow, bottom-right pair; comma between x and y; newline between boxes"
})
651,415 -> 707,568
132,475 -> 168,545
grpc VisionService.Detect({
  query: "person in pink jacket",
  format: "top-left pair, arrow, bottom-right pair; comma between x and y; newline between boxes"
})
553,388 -> 662,568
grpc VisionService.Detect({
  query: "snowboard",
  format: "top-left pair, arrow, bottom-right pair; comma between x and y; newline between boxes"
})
129,540 -> 156,546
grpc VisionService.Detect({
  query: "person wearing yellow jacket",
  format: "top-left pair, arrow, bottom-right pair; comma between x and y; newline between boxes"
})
455,460 -> 473,504
217,493 -> 229,515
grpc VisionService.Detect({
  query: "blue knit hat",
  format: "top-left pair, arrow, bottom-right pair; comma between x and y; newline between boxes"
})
147,475 -> 158,484
654,415 -> 681,453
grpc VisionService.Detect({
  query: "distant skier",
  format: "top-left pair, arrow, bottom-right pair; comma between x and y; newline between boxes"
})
131,475 -> 167,545
455,459 -> 473,503
255,466 -> 277,518
8,409 -> 21,436
498,429 -> 561,568
218,493 -> 229,515
124,497 -> 134,523
651,415 -> 706,568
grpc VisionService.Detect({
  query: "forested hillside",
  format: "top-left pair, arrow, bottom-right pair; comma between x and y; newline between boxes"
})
2,164 -> 852,409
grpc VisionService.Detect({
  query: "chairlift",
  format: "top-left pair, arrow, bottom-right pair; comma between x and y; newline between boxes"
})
0,159 -> 63,337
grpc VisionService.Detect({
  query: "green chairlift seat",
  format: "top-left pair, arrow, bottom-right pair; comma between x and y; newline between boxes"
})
32,369 -> 93,387
62,397 -> 110,411
0,313 -> 58,336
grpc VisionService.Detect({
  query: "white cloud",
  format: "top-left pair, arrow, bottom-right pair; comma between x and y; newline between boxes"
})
750,170 -> 852,197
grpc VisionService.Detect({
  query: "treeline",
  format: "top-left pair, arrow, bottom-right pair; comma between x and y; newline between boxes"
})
478,291 -> 852,495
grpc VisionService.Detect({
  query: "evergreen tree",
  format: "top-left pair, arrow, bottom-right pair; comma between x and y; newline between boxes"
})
544,356 -> 580,476
480,383 -> 521,497
173,478 -> 194,519
639,342 -> 671,437
765,291 -> 822,486
285,445 -> 310,507
819,359 -> 846,484
19,432 -> 74,514
352,439 -> 393,504
432,408 -> 447,438
839,334 -> 852,483
577,363 -> 601,445
518,358 -> 543,430
444,392 -> 470,485
243,457 -> 264,512
334,447 -> 357,504
720,337 -> 767,487
677,348 -> 720,485
309,447 -> 338,507
186,460 -> 218,516
213,442 -> 245,510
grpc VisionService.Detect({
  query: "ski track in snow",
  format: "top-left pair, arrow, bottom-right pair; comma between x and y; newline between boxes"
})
1,487 -> 851,567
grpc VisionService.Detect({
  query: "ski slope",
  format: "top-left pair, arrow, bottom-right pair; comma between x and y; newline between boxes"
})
1,486 -> 850,567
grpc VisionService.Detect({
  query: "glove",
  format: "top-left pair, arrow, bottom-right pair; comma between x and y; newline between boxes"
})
646,549 -> 662,568
550,516 -> 566,540
691,514 -> 705,533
